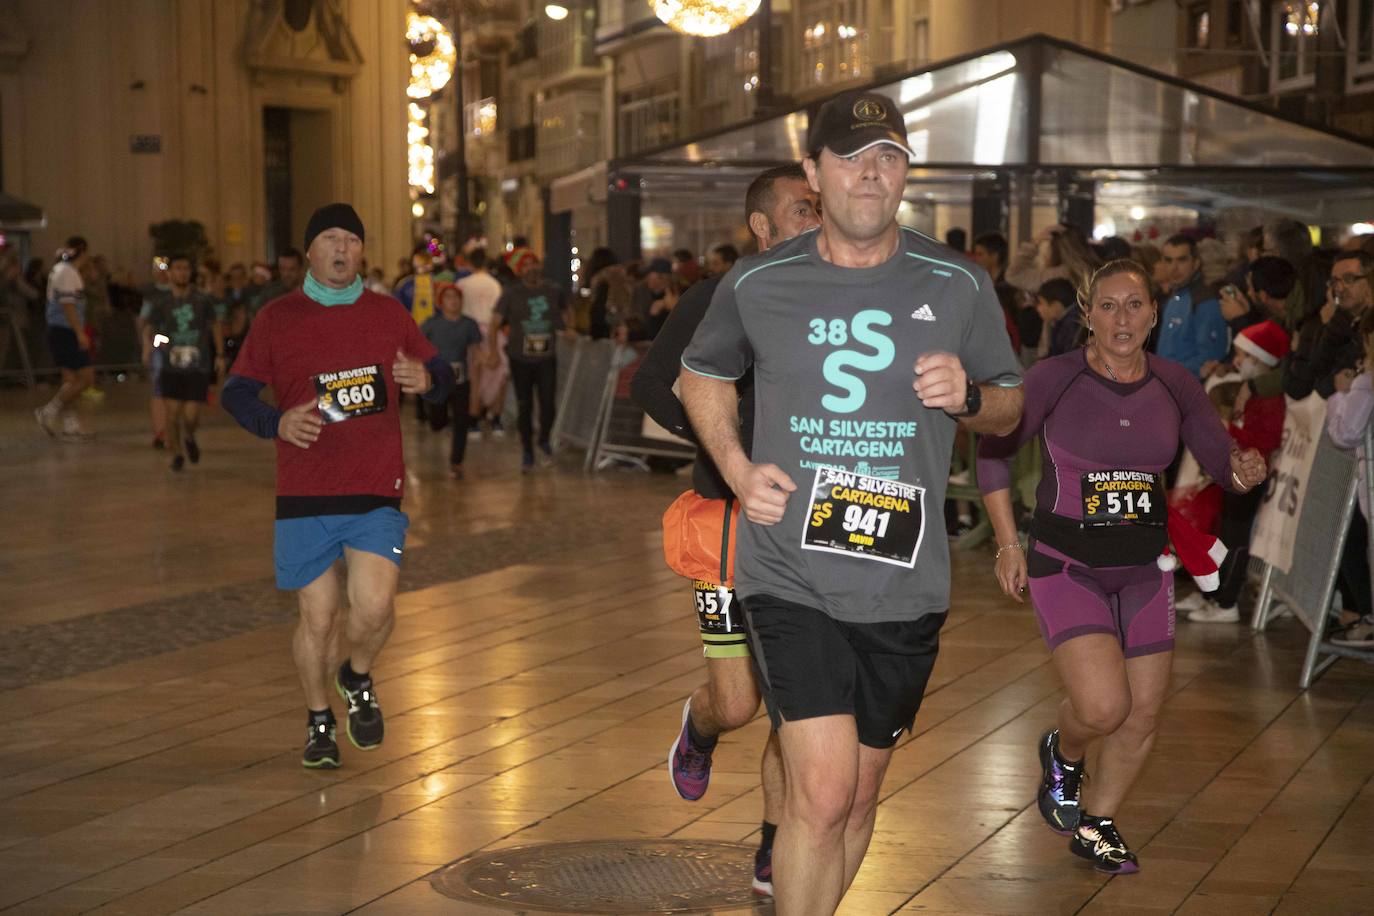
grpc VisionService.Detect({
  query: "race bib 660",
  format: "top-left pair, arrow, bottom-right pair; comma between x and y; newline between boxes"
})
315,365 -> 388,424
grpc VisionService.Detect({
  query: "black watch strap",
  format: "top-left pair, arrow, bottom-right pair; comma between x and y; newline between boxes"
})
961,378 -> 981,417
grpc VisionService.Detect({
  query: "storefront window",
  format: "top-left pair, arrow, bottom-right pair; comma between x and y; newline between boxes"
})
799,0 -> 871,87
1271,1 -> 1319,92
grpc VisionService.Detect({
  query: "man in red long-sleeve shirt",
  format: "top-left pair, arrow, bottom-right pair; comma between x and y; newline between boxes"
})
223,203 -> 454,768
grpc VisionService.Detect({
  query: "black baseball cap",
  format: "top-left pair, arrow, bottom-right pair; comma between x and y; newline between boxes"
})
807,90 -> 913,159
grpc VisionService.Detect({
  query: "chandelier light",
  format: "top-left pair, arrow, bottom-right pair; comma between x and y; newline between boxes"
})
408,101 -> 435,194
406,11 -> 456,99
1282,1 -> 1320,36
650,0 -> 760,38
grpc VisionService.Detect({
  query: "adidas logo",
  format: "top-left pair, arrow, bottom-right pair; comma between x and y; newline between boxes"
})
910,304 -> 936,321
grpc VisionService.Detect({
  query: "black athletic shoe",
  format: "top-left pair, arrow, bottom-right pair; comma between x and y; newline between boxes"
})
170,455 -> 185,472
1037,729 -> 1085,835
1070,816 -> 1140,875
752,843 -> 773,896
335,666 -> 384,750
185,437 -> 200,464
302,719 -> 340,769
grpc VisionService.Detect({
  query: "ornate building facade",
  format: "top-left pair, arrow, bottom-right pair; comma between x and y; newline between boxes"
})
0,0 -> 411,277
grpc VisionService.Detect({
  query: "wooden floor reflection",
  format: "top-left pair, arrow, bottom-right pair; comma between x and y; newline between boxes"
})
2,383 -> 1373,915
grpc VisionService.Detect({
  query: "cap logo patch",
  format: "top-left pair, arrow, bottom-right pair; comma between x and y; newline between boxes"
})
853,98 -> 886,121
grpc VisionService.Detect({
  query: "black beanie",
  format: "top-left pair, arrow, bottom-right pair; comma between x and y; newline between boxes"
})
304,203 -> 365,250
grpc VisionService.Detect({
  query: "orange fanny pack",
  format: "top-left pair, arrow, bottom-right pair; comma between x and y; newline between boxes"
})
661,490 -> 739,588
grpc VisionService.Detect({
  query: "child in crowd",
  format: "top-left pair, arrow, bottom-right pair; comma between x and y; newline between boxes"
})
421,283 -> 483,479
1034,278 -> 1083,358
1179,320 -> 1289,622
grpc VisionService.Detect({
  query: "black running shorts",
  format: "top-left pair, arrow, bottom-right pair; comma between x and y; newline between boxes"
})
160,369 -> 210,403
742,594 -> 947,749
46,326 -> 91,370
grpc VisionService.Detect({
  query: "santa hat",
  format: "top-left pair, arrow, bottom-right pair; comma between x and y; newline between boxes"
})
505,247 -> 539,274
1159,506 -> 1228,592
1233,320 -> 1290,368
435,281 -> 462,305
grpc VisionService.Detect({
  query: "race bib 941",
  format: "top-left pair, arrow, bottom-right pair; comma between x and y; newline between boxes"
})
315,365 -> 388,424
802,466 -> 925,567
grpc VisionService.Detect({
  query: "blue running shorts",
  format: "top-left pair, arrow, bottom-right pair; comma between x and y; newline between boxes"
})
273,507 -> 409,590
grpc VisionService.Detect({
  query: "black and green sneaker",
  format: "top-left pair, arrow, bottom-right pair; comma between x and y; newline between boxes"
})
335,663 -> 384,750
1070,815 -> 1140,875
303,717 -> 340,769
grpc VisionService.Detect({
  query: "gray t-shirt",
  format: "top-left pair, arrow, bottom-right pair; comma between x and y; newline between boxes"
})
495,281 -> 567,362
683,227 -> 1021,623
142,288 -> 221,373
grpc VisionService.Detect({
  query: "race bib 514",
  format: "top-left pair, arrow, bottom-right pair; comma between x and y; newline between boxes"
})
1081,469 -> 1164,527
315,365 -> 388,424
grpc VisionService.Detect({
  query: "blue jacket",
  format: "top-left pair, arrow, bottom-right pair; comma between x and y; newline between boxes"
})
1157,274 -> 1229,377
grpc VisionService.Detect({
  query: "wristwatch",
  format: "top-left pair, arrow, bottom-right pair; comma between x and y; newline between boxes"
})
956,378 -> 981,417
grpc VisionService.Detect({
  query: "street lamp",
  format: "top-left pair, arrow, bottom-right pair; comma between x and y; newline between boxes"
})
651,0 -> 760,37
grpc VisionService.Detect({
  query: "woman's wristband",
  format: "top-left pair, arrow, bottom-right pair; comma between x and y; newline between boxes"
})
995,541 -> 1023,560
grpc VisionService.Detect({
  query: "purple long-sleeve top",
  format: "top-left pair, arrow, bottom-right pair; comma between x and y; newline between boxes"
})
979,350 -> 1238,564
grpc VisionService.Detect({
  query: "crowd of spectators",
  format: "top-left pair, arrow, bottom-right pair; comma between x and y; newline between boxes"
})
577,242 -> 737,343
955,218 -> 1374,648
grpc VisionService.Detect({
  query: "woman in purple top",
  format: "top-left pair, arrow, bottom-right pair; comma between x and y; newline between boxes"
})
978,260 -> 1268,875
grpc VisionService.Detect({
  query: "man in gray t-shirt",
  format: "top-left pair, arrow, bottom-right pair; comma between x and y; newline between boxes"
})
491,252 -> 571,470
680,89 -> 1023,914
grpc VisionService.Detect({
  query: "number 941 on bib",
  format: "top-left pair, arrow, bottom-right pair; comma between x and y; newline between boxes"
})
801,465 -> 925,568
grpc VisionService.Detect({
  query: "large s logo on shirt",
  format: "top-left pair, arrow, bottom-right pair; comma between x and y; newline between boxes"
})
807,309 -> 894,413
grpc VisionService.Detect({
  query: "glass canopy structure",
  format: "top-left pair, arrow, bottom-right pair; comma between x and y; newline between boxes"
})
603,34 -> 1374,255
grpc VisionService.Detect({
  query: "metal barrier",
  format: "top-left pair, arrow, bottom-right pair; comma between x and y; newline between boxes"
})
1,308 -> 35,387
1249,427 -> 1370,688
549,337 -> 619,469
591,342 -> 696,471
1,309 -> 143,388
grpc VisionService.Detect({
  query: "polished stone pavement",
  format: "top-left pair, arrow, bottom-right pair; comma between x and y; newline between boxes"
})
2,379 -> 1373,915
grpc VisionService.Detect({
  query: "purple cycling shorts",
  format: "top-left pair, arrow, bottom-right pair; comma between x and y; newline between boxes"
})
1025,540 -> 1174,658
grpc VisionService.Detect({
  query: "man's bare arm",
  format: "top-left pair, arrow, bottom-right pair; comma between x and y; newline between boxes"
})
679,367 -> 795,525
960,385 -> 1024,436
679,368 -> 748,482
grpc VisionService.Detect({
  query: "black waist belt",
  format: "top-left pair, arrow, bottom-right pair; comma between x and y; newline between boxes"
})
276,494 -> 401,520
1029,508 -> 1166,568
